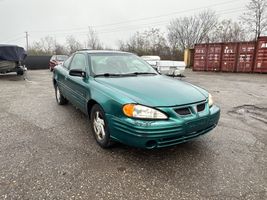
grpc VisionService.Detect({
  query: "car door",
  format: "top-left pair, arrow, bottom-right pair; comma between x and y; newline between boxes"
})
56,55 -> 73,100
66,53 -> 89,111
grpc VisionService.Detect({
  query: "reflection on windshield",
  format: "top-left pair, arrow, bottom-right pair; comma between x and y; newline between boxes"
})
90,54 -> 157,76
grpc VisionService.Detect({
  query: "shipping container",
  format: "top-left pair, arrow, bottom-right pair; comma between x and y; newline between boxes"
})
193,44 -> 207,71
192,37 -> 267,73
236,42 -> 256,72
254,36 -> 267,73
221,43 -> 238,72
206,43 -> 222,71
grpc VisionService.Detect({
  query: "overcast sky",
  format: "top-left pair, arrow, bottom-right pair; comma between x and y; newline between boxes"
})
0,0 -> 249,49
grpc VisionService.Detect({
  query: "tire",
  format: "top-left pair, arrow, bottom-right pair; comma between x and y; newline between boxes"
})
90,104 -> 114,148
55,84 -> 68,105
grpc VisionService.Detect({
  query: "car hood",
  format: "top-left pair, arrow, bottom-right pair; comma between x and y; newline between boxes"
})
95,75 -> 207,107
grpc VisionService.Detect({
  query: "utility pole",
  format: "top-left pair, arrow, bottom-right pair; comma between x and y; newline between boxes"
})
25,31 -> 29,51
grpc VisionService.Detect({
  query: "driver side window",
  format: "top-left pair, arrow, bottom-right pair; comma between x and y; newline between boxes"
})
69,54 -> 87,71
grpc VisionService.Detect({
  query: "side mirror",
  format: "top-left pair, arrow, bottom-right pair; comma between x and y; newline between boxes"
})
69,69 -> 86,78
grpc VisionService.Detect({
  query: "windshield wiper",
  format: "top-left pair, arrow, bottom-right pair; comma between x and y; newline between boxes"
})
94,72 -> 157,78
123,72 -> 158,76
94,73 -> 123,77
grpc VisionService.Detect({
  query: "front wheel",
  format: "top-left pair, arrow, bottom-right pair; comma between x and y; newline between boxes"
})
55,84 -> 68,105
90,104 -> 113,148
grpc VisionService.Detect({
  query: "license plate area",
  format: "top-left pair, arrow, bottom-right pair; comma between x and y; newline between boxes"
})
185,118 -> 207,134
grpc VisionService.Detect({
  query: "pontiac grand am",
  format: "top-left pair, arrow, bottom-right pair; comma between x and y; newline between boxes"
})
53,50 -> 220,149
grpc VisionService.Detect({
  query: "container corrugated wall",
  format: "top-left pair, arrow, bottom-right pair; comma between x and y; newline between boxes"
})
221,43 -> 238,72
206,44 -> 222,71
254,37 -> 267,73
236,42 -> 256,72
193,37 -> 267,73
193,44 -> 207,71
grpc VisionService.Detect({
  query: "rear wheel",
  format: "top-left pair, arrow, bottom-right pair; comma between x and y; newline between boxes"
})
55,84 -> 68,105
90,104 -> 113,148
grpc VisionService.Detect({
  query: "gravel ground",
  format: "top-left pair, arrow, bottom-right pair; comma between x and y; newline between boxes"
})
0,69 -> 266,200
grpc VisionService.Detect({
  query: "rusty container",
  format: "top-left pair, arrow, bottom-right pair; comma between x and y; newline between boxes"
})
206,43 -> 222,71
254,36 -> 267,73
236,42 -> 256,72
193,44 -> 207,71
221,43 -> 239,72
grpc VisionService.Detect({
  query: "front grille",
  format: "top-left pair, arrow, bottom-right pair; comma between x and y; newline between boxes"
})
197,103 -> 205,112
174,107 -> 191,115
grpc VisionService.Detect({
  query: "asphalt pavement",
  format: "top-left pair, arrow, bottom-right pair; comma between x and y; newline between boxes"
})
0,69 -> 266,200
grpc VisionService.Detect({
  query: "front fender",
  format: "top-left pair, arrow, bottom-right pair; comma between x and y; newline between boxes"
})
88,80 -> 136,117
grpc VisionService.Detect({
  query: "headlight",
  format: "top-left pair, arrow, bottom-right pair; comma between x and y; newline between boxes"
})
208,93 -> 214,107
123,104 -> 167,119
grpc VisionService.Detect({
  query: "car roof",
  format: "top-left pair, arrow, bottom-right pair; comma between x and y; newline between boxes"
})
77,49 -> 133,55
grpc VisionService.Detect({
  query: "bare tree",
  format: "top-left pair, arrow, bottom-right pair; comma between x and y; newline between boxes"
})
55,44 -> 68,55
209,20 -> 248,42
66,35 -> 83,54
27,36 -> 56,55
87,26 -> 103,50
27,42 -> 46,55
40,36 -> 56,54
118,28 -> 170,58
167,10 -> 218,50
241,0 -> 267,40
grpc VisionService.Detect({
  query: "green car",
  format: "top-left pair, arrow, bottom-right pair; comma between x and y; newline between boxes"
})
53,50 -> 220,149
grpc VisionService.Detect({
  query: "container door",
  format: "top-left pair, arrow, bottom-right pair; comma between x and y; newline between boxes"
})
193,44 -> 207,71
221,43 -> 238,72
237,42 -> 256,73
206,44 -> 222,71
254,37 -> 267,73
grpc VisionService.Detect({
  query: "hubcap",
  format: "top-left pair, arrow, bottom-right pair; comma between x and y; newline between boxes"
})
93,111 -> 105,141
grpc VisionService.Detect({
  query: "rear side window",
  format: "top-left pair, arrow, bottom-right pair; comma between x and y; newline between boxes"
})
69,54 -> 87,71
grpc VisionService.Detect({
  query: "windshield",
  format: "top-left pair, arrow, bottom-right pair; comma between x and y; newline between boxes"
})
90,53 -> 157,76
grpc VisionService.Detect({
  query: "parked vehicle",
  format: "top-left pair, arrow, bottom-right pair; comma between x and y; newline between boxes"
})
141,56 -> 186,76
49,55 -> 68,71
0,45 -> 27,75
156,60 -> 186,76
141,55 -> 160,69
53,50 -> 220,149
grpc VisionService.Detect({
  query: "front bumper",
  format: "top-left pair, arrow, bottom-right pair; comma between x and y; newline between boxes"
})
107,105 -> 220,149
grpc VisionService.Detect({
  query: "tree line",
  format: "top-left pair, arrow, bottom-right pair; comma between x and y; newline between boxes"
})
28,0 -> 267,60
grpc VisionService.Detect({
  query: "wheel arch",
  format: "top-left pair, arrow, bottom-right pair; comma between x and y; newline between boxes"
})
87,99 -> 99,119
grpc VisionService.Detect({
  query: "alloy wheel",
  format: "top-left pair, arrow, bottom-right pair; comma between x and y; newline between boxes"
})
93,111 -> 106,141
